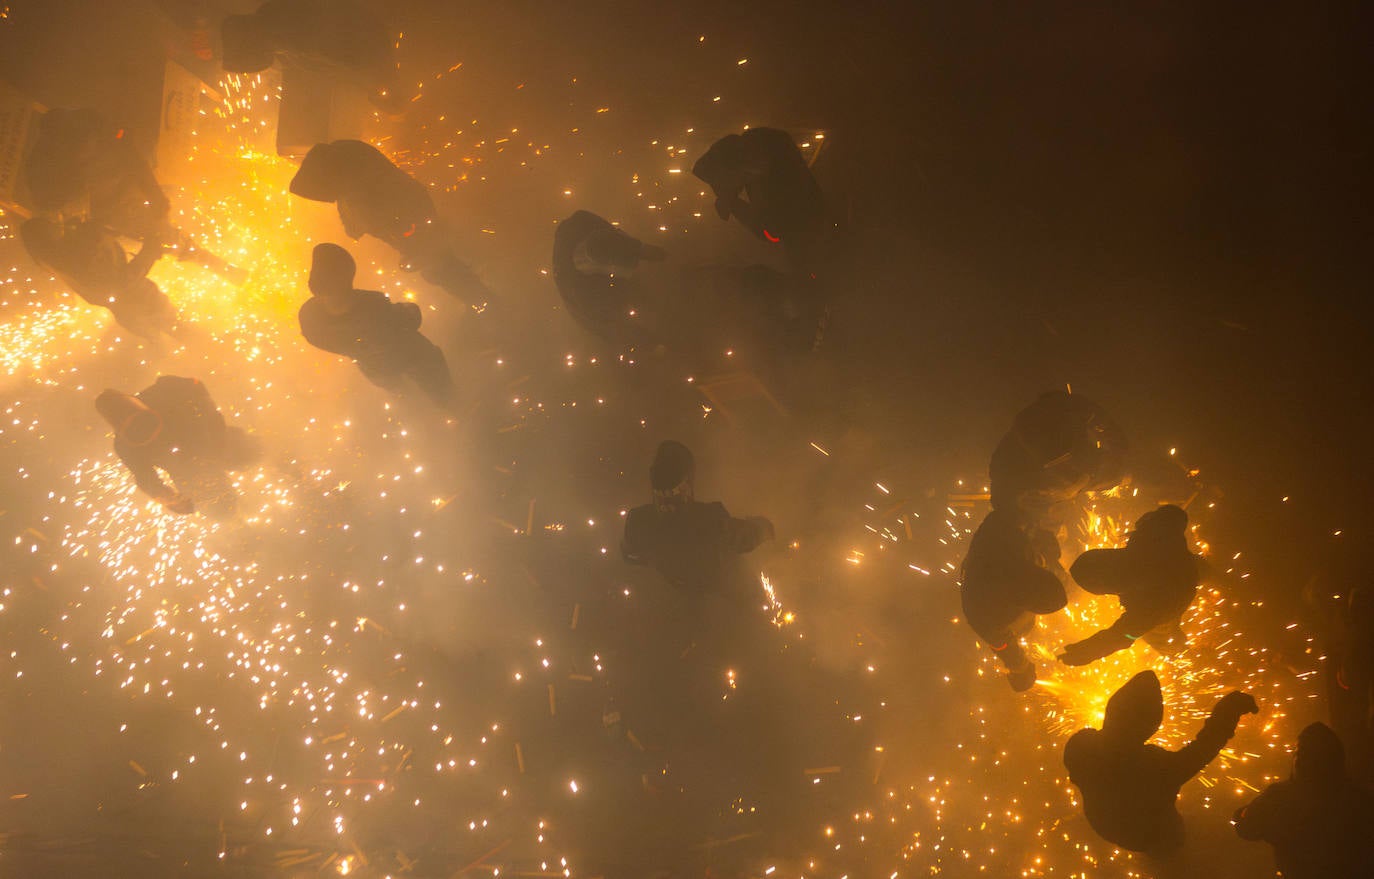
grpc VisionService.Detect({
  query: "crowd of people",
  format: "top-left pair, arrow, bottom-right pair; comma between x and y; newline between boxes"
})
7,2 -> 1374,877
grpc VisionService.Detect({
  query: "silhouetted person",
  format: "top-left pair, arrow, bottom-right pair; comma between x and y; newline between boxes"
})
22,108 -> 171,242
1330,584 -> 1374,781
692,127 -> 830,270
221,0 -> 404,111
95,376 -> 262,519
19,217 -> 178,339
989,390 -> 1129,524
299,243 -> 454,405
1064,670 -> 1258,855
552,211 -> 663,345
1234,722 -> 1374,878
960,510 -> 1068,691
290,140 -> 480,301
1060,504 -> 1201,666
621,441 -> 774,601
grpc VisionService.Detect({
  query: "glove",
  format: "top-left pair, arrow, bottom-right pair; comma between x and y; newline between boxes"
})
751,517 -> 776,542
1213,691 -> 1259,723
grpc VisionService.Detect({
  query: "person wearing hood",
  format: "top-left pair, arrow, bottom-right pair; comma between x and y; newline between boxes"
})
691,127 -> 830,271
960,509 -> 1068,691
552,210 -> 664,346
621,440 -> 774,601
298,243 -> 454,406
1330,582 -> 1374,782
1064,670 -> 1258,855
95,376 -> 262,518
988,390 -> 1129,525
19,217 -> 178,340
1233,721 -> 1374,877
220,0 -> 405,112
289,140 -> 481,302
1059,504 -> 1203,666
22,108 -> 172,242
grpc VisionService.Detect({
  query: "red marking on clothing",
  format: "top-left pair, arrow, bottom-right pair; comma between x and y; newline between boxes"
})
990,642 -> 1009,652
762,228 -> 781,243
115,129 -> 125,140
403,223 -> 417,238
1337,664 -> 1350,690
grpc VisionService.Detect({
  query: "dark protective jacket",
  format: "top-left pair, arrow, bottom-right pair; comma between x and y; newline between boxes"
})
692,128 -> 827,257
960,510 -> 1067,637
290,140 -> 434,243
1070,505 -> 1201,641
622,500 -> 771,599
298,288 -> 423,364
1234,724 -> 1374,878
989,390 -> 1129,513
552,211 -> 651,343
1235,777 -> 1374,877
252,0 -> 392,79
22,108 -> 169,238
113,377 -> 230,498
1064,674 -> 1251,854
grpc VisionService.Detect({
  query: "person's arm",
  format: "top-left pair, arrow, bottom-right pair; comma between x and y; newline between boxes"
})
717,505 -> 774,554
1232,787 -> 1278,842
124,231 -> 165,279
621,509 -> 651,565
1059,601 -> 1164,666
116,443 -> 178,504
1164,691 -> 1258,787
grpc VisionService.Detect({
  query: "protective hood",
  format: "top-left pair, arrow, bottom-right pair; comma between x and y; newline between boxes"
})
95,389 -> 160,445
650,440 -> 695,508
308,243 -> 356,296
1102,670 -> 1164,743
1294,721 -> 1345,786
1129,504 -> 1189,553
290,142 -> 342,202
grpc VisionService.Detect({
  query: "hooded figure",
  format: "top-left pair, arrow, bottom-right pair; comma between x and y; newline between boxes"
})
552,211 -> 663,345
20,218 -> 176,339
988,391 -> 1129,522
95,376 -> 262,518
1064,671 -> 1258,854
298,243 -> 454,405
621,441 -> 774,600
290,141 -> 479,301
1233,722 -> 1374,877
221,0 -> 403,111
692,127 -> 830,270
1329,582 -> 1374,782
1060,505 -> 1202,666
21,108 -> 170,241
959,510 -> 1068,691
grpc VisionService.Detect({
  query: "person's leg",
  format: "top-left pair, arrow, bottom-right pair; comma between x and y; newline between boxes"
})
355,359 -> 408,394
403,337 -> 455,406
112,279 -> 177,339
971,618 -> 1037,691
